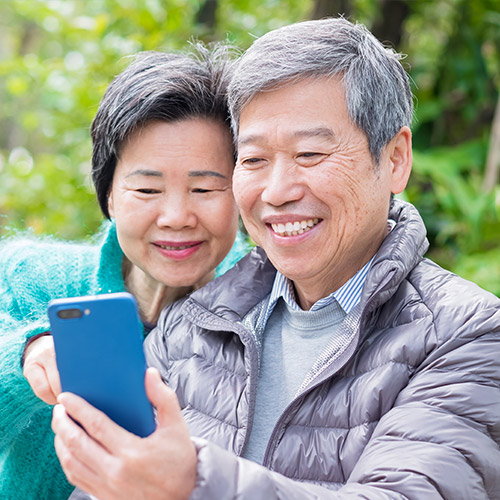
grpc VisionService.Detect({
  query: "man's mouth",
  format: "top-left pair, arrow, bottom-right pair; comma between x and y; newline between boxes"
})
270,218 -> 320,237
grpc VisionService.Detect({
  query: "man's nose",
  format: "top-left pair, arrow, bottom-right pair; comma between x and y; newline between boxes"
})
261,160 -> 305,207
156,193 -> 197,229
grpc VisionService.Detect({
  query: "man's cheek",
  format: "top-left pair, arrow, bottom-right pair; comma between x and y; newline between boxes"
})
232,179 -> 252,209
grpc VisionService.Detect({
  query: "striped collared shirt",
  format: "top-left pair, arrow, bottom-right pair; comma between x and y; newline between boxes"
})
257,219 -> 396,330
264,257 -> 372,320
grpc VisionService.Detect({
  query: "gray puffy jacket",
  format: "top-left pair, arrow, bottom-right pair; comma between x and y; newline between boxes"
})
144,201 -> 500,499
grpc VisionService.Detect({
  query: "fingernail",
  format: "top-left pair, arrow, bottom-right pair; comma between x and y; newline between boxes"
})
53,403 -> 65,416
57,393 -> 68,405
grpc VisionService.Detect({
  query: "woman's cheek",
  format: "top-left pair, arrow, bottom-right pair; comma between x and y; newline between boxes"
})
208,195 -> 239,236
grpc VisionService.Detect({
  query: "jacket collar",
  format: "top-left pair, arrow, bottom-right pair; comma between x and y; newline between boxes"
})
186,200 -> 428,323
186,245 -> 277,322
361,200 -> 429,314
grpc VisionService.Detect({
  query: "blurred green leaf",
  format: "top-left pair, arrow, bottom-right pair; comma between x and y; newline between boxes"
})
0,0 -> 498,297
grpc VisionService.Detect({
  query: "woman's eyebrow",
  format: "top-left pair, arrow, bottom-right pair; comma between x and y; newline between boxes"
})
125,169 -> 163,178
188,170 -> 227,179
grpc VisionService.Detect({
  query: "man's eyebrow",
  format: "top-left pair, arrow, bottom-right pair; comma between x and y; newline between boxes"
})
125,169 -> 163,178
293,127 -> 336,140
188,170 -> 227,179
237,134 -> 264,147
238,127 -> 335,147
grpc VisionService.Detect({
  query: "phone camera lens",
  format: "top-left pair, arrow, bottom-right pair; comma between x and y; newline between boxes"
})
57,308 -> 83,319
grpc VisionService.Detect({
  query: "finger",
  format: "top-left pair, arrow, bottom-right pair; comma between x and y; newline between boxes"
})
55,432 -> 115,500
145,367 -> 182,428
57,392 -> 136,452
52,404 -> 111,476
54,433 -> 104,493
24,363 -> 57,405
45,357 -> 62,400
39,337 -> 62,397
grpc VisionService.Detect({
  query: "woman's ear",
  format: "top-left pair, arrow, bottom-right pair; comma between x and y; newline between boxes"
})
388,126 -> 412,194
107,190 -> 115,218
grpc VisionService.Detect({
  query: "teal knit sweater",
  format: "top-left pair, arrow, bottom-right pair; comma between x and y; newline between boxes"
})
0,221 -> 250,500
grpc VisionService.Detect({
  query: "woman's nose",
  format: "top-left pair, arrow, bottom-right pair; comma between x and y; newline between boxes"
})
156,193 -> 197,229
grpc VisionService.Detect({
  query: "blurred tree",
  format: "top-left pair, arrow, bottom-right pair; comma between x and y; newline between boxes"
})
0,0 -> 499,295
370,0 -> 410,47
400,0 -> 500,295
310,0 -> 352,19
197,0 -> 218,29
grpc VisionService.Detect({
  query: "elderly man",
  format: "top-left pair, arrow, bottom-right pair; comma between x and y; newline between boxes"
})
53,18 -> 500,500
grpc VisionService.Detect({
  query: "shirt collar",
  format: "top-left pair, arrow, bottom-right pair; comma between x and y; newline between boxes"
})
267,257 -> 372,317
261,218 -> 396,326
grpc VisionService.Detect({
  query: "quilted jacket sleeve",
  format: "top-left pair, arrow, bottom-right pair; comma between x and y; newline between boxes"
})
143,324 -> 170,383
143,300 -> 188,385
189,317 -> 500,499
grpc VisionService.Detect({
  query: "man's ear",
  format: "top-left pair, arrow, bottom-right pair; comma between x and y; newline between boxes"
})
388,126 -> 412,194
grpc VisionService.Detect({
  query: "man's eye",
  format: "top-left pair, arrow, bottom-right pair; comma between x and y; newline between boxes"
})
192,188 -> 212,193
297,152 -> 326,165
241,157 -> 264,166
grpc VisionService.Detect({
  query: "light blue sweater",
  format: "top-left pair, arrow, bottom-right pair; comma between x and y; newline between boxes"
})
243,298 -> 346,464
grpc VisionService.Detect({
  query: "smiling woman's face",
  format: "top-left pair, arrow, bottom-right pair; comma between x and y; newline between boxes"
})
108,118 -> 239,289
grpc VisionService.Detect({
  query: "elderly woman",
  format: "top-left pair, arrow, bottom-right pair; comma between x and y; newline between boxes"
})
0,43 -> 249,500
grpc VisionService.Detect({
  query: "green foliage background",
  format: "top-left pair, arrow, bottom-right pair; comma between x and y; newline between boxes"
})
1,0 -> 499,296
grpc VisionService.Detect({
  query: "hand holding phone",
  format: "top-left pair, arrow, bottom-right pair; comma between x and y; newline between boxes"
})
23,334 -> 61,405
48,292 -> 155,437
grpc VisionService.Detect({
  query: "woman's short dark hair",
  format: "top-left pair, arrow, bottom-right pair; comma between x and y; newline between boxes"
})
91,42 -> 235,218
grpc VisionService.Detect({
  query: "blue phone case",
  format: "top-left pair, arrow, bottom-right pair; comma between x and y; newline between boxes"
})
48,292 -> 155,437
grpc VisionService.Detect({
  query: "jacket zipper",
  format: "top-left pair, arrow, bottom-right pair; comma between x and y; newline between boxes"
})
184,301 -> 261,457
261,306 -> 367,468
232,321 -> 261,456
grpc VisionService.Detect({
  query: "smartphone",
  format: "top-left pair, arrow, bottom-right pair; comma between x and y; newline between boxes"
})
48,292 -> 156,437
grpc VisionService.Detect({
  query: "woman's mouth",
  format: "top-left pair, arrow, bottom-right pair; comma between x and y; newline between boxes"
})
157,243 -> 198,250
154,241 -> 203,260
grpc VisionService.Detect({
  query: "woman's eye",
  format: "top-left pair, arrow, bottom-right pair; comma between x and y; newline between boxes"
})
136,188 -> 160,194
192,188 -> 212,193
299,152 -> 320,158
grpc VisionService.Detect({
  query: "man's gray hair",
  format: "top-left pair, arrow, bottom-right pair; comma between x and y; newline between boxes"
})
229,18 -> 413,162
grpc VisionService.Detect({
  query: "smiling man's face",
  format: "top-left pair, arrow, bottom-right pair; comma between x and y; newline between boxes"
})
233,77 -> 411,309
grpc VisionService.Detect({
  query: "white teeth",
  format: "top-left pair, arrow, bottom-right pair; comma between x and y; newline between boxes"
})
270,218 -> 321,237
159,244 -> 191,250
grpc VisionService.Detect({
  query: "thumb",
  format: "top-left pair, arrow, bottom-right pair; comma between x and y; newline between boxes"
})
145,367 -> 182,429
